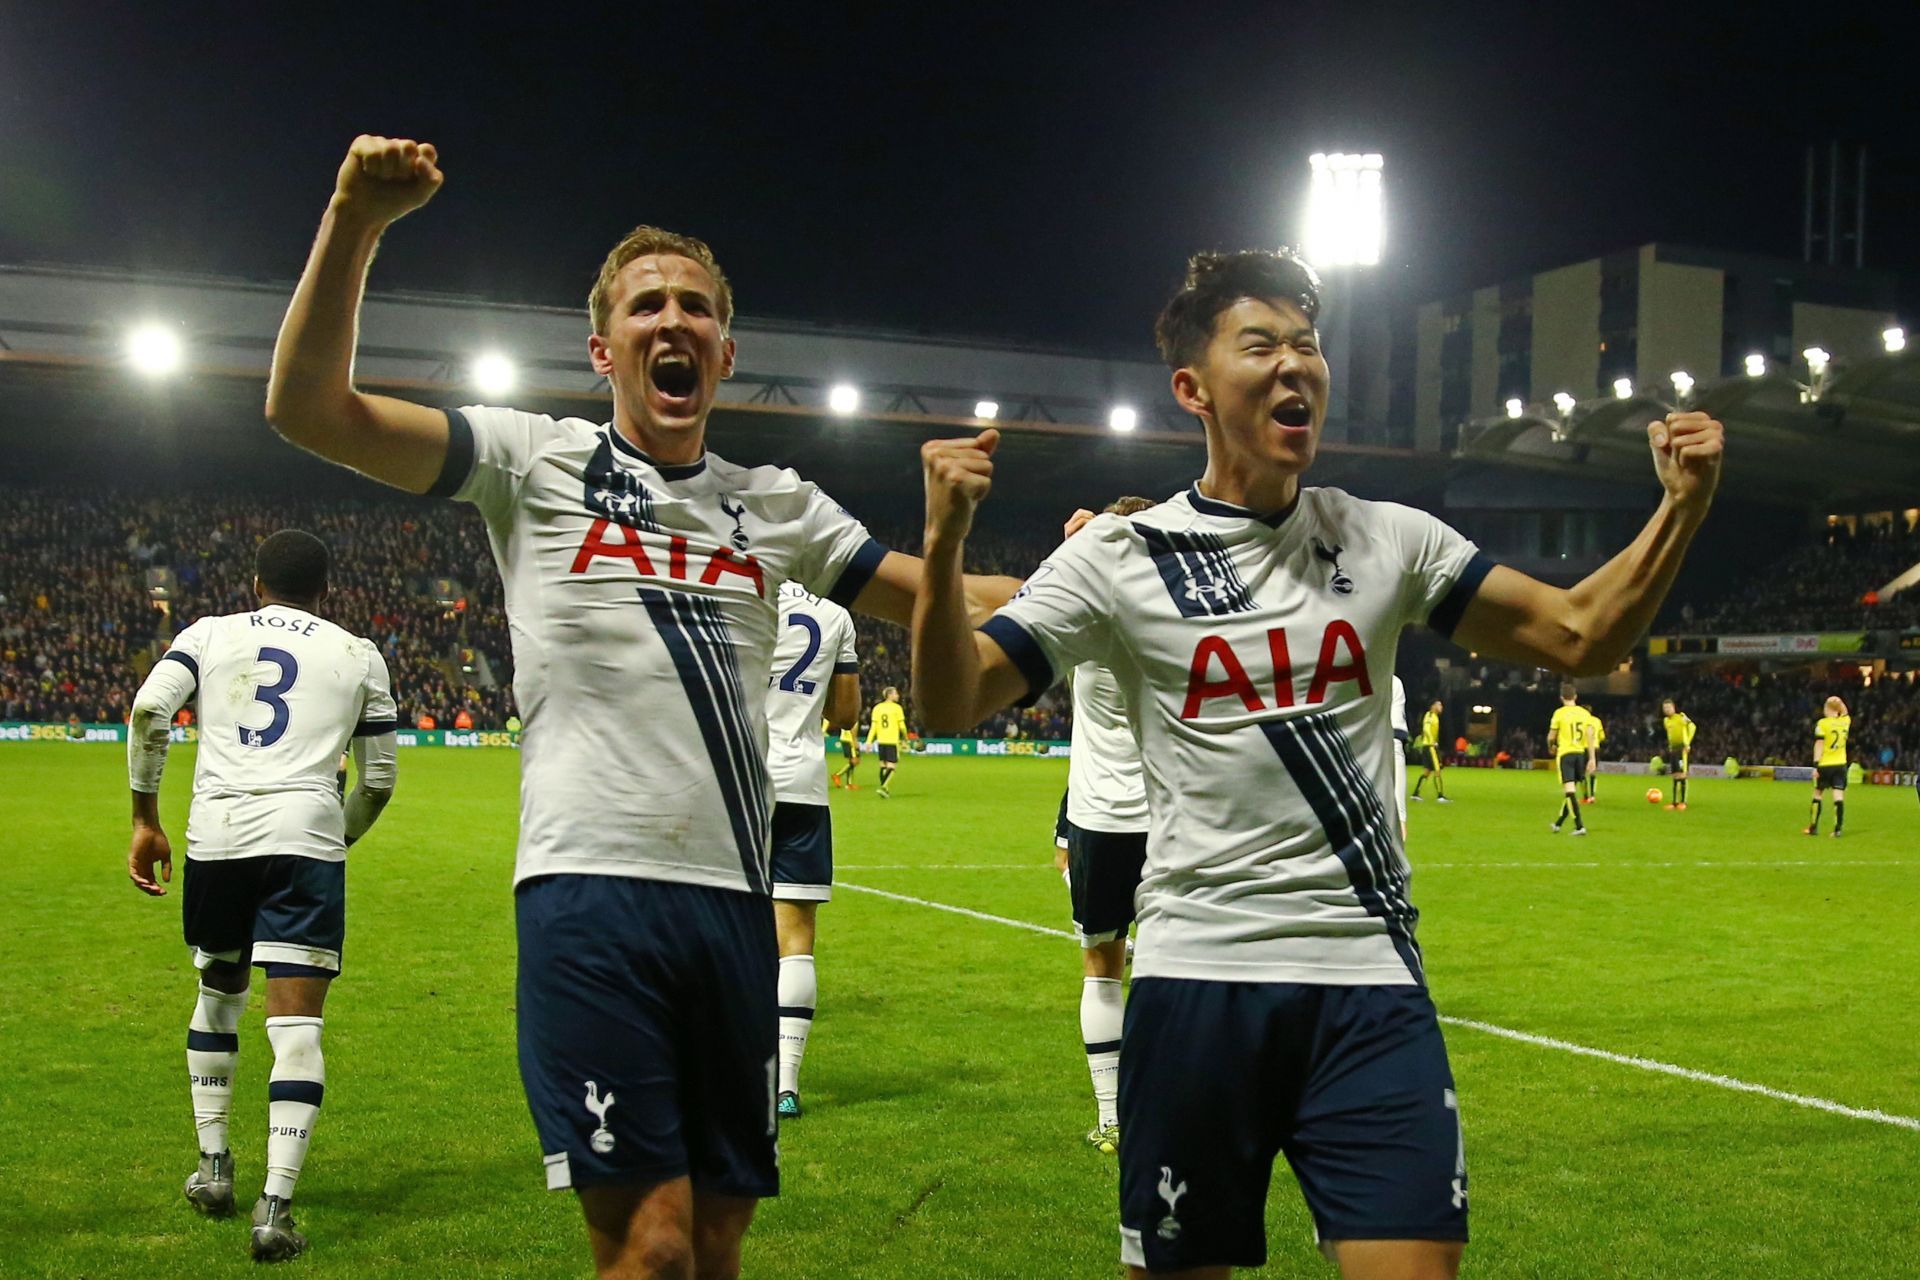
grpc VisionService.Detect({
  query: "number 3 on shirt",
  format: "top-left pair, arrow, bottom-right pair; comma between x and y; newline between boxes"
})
776,614 -> 821,697
240,646 -> 299,747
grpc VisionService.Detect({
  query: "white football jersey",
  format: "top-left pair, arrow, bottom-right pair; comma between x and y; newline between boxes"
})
1066,662 -> 1148,834
1391,676 -> 1408,742
983,484 -> 1491,986
432,406 -> 885,892
767,581 -> 860,806
155,605 -> 396,861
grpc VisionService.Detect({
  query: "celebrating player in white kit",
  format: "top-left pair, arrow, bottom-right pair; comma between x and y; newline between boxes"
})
912,248 -> 1723,1278
265,135 -> 1021,1280
765,581 -> 862,1118
125,530 -> 398,1263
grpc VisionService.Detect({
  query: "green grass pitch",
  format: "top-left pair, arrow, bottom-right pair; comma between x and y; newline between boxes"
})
2,746 -> 1916,1277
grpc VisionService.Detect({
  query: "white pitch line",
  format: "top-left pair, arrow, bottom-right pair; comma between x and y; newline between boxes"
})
840,881 -> 1920,1134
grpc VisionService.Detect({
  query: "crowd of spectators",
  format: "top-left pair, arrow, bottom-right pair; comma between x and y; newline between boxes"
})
1677,518 -> 1920,636
1595,668 -> 1920,769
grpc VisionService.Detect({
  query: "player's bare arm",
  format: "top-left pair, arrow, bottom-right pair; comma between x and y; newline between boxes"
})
850,551 -> 1024,630
826,674 -> 862,734
266,135 -> 452,493
128,791 -> 172,897
1452,411 -> 1724,676
912,430 -> 1032,734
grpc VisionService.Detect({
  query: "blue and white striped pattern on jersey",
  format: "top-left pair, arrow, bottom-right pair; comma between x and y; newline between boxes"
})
638,586 -> 772,893
1133,524 -> 1258,618
1260,710 -> 1424,982
583,435 -> 658,531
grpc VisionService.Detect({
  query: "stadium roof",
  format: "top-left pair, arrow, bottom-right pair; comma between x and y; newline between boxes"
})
1461,350 -> 1920,507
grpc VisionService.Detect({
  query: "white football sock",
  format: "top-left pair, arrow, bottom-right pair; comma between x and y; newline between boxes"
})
777,955 -> 817,1096
264,1016 -> 324,1200
1080,977 -> 1124,1129
187,984 -> 248,1154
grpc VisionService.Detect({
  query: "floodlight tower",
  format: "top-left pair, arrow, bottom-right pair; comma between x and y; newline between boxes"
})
1301,152 -> 1384,443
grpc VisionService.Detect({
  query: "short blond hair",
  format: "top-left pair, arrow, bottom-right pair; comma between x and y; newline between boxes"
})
589,226 -> 734,337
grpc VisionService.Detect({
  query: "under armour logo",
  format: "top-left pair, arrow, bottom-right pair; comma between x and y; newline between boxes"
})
584,1081 -> 617,1154
1156,1166 -> 1188,1241
1313,539 -> 1354,596
594,488 -> 640,516
719,495 -> 750,551
1182,572 -> 1232,604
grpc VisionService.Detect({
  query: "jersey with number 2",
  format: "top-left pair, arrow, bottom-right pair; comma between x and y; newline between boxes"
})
766,582 -> 859,805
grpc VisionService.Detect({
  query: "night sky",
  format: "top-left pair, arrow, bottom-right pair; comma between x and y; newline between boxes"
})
2,2 -> 1914,355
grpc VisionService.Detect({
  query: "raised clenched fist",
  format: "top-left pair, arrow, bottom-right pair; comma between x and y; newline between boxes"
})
1647,411 -> 1725,510
921,429 -> 1000,543
333,135 -> 445,227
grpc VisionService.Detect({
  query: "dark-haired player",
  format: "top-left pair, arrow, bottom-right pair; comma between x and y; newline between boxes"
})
266,135 -> 1020,1279
1411,700 -> 1448,802
126,530 -> 398,1262
1548,684 -> 1590,835
911,247 -> 1724,1277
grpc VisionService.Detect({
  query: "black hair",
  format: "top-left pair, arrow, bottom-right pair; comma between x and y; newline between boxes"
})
255,529 -> 330,603
1154,249 -> 1323,370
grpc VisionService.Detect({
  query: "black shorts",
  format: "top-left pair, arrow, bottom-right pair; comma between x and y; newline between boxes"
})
837,739 -> 855,759
1422,746 -> 1442,771
181,854 -> 345,977
770,801 -> 833,902
1118,980 -> 1467,1271
876,743 -> 899,765
515,875 -> 779,1197
1559,754 -> 1588,783
1817,764 -> 1849,791
1669,750 -> 1690,776
1066,821 -> 1147,946
1053,791 -> 1071,851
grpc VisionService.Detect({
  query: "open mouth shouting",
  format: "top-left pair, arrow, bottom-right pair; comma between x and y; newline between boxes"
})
647,348 -> 703,416
1271,396 -> 1313,431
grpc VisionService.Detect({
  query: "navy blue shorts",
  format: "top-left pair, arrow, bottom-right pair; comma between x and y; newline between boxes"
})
181,854 -> 345,977
515,875 -> 779,1197
1066,821 -> 1146,945
770,802 -> 833,902
1053,790 -> 1070,850
1118,979 -> 1467,1271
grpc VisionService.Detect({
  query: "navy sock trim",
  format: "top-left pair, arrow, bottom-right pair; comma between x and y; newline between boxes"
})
268,1080 -> 326,1107
187,1030 -> 239,1053
1084,1039 -> 1122,1055
777,1005 -> 816,1021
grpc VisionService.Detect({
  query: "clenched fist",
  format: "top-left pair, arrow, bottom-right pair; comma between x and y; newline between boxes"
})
333,135 -> 444,227
1647,412 -> 1725,510
922,429 -> 1000,544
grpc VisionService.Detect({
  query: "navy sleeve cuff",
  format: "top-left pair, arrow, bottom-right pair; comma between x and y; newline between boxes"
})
978,615 -> 1055,709
1428,552 -> 1497,641
158,649 -> 199,693
824,537 -> 890,608
832,661 -> 861,676
354,718 -> 400,737
1393,729 -> 1409,743
426,407 -> 476,499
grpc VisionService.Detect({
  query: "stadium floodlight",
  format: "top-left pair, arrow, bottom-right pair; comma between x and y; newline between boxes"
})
1884,326 -> 1907,354
1504,397 -> 1524,420
470,352 -> 517,397
1302,152 -> 1385,268
1670,370 -> 1695,399
827,383 -> 861,416
1108,405 -> 1139,433
1744,352 -> 1768,377
973,400 -> 1000,420
1612,377 -> 1634,400
126,323 -> 184,377
1803,347 -> 1831,377
1552,391 -> 1577,416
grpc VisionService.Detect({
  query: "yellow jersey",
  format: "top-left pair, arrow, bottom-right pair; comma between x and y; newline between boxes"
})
1421,709 -> 1440,748
866,701 -> 906,747
1582,708 -> 1604,753
1815,715 -> 1850,767
1663,712 -> 1696,750
1549,705 -> 1589,758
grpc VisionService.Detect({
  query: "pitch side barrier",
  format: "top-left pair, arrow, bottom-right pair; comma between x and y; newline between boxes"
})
0,722 -> 1073,759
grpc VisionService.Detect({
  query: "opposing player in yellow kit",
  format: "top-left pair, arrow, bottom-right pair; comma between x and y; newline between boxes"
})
1806,697 -> 1851,836
1409,700 -> 1449,803
1661,699 -> 1696,810
865,687 -> 908,798
1548,685 -> 1590,835
1580,705 -> 1604,804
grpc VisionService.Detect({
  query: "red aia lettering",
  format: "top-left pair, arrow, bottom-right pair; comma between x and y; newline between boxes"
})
701,547 -> 766,593
1181,635 -> 1266,719
1181,621 -> 1370,719
1306,619 -> 1371,703
569,518 -> 656,575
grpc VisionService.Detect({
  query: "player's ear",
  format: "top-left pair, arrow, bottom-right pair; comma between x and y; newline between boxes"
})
588,333 -> 615,378
1171,366 -> 1210,420
720,335 -> 736,381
